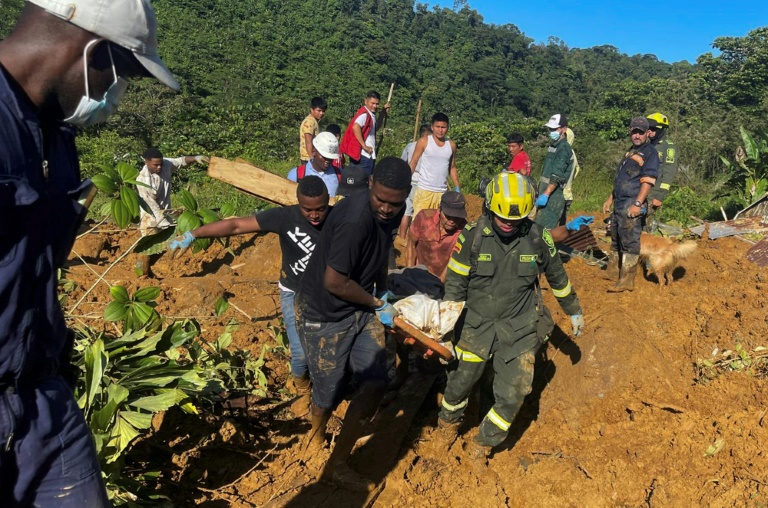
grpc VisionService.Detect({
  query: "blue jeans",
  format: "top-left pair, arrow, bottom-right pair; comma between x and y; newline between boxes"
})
279,289 -> 307,377
298,311 -> 388,410
0,376 -> 109,507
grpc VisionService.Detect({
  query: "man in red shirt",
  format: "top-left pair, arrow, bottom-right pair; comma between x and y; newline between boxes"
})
506,132 -> 531,176
406,191 -> 467,282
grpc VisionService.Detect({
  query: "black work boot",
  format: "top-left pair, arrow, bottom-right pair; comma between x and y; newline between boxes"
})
603,251 -> 620,281
608,253 -> 639,292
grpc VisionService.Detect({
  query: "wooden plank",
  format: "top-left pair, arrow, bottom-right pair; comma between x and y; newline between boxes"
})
391,316 -> 453,362
208,156 -> 298,206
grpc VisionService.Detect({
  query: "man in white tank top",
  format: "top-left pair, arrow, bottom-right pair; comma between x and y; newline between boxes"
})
409,112 -> 460,218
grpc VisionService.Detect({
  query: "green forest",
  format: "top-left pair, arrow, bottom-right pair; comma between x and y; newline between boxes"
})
3,0 -> 768,222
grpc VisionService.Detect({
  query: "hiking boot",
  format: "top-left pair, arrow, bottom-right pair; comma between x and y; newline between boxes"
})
433,418 -> 461,451
608,253 -> 639,292
327,462 -> 376,492
603,251 -> 620,281
289,374 -> 311,418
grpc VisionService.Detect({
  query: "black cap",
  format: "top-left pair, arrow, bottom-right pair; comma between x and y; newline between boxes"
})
337,164 -> 368,196
440,191 -> 467,219
629,117 -> 650,132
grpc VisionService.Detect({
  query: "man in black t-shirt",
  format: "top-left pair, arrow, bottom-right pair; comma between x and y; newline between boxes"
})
296,157 -> 411,492
169,176 -> 331,417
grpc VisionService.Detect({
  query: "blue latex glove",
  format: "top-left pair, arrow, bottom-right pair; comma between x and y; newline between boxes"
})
375,300 -> 398,327
169,231 -> 195,258
566,215 -> 595,232
570,313 -> 585,336
376,290 -> 397,303
536,194 -> 549,207
454,186 -> 461,193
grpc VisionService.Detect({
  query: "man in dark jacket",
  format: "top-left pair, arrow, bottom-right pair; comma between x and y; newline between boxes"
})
602,117 -> 660,291
0,0 -> 178,505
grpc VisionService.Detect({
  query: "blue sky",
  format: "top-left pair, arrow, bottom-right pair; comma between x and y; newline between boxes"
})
430,0 -> 768,63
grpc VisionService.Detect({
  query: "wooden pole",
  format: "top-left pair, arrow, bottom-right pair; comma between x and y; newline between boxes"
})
376,82 -> 395,152
412,98 -> 422,142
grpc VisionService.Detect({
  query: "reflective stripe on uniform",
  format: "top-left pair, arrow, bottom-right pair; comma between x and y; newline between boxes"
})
455,345 -> 485,363
448,258 -> 470,276
486,408 -> 511,431
552,280 -> 572,298
660,183 -> 671,190
441,397 -> 469,412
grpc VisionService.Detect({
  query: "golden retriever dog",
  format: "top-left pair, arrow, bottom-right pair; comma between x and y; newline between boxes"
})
640,233 -> 697,286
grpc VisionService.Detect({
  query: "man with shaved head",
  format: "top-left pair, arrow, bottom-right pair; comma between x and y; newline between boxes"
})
0,1 -> 178,505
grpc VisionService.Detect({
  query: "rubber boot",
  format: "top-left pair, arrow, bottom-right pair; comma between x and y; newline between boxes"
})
608,253 -> 639,292
289,374 -> 312,418
302,404 -> 331,457
603,251 -> 620,281
433,417 -> 461,451
324,382 -> 386,492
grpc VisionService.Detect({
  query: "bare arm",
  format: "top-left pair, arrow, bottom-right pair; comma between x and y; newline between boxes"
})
191,216 -> 261,238
409,137 -> 427,173
549,225 -> 570,243
406,227 -> 418,267
324,265 -> 380,308
602,194 -> 614,214
352,123 -> 372,154
449,141 -> 459,188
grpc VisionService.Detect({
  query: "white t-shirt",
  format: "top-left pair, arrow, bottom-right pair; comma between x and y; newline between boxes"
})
416,136 -> 453,192
136,157 -> 187,224
355,106 -> 377,159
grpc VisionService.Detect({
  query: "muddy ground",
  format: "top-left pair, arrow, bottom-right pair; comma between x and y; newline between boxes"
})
66,200 -> 768,507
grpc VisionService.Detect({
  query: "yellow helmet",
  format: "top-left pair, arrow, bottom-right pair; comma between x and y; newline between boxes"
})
485,172 -> 535,220
647,112 -> 669,128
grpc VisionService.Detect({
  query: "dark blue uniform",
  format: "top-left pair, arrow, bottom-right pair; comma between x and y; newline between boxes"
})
0,66 -> 108,506
610,142 -> 659,254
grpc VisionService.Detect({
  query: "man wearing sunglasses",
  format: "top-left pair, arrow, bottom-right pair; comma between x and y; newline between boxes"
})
602,117 -> 660,292
0,1 -> 178,505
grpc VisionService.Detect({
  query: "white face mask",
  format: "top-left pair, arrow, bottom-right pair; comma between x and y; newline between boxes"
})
64,39 -> 129,127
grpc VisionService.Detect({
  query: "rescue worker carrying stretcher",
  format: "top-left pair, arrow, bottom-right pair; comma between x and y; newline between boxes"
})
435,172 -> 585,468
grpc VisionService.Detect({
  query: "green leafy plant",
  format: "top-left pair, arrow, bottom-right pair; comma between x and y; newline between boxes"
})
174,189 -> 222,252
104,285 -> 162,332
720,127 -> 768,205
191,321 -> 271,397
696,344 -> 768,383
91,162 -> 144,228
71,319 -> 222,503
214,296 -> 230,317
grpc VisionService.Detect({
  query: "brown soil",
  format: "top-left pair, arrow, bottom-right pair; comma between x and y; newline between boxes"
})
64,210 -> 768,507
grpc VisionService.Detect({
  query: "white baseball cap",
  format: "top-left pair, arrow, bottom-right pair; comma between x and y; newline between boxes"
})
312,132 -> 340,160
29,0 -> 179,91
544,113 -> 568,129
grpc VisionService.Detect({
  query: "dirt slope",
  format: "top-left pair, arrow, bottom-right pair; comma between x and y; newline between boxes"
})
65,212 -> 768,507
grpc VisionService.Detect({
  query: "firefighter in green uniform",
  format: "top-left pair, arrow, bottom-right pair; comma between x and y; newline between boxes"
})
645,112 -> 677,232
435,172 -> 585,467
